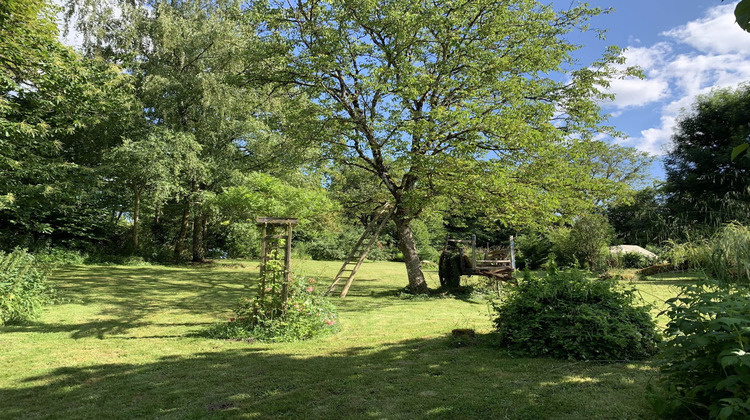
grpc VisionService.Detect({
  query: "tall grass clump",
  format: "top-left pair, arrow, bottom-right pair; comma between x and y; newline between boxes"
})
706,222 -> 750,284
0,249 -> 55,325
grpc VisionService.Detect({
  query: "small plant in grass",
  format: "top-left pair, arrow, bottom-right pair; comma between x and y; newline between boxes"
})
201,276 -> 338,342
492,267 -> 659,361
653,282 -> 750,419
0,249 -> 55,325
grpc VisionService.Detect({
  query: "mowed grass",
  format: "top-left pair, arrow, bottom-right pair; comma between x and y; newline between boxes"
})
0,261 -> 693,419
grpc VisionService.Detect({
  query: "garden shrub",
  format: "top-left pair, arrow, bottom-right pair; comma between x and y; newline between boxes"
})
224,222 -> 260,259
655,283 -> 750,419
549,214 -> 614,271
515,233 -> 552,270
610,251 -> 655,269
201,276 -> 338,342
0,249 -> 55,325
33,248 -> 87,266
492,268 -> 659,361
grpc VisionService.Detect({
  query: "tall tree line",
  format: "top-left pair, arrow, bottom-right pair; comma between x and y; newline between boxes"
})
3,0 -> 654,290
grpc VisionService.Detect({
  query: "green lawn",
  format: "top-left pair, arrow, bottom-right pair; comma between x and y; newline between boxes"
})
0,261 -> 694,419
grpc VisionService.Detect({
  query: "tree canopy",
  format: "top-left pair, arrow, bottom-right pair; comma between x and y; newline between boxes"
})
262,0 -> 642,291
0,0 -> 659,293
664,85 -> 750,228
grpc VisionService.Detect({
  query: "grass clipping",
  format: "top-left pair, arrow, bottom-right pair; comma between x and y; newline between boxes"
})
199,276 -> 339,342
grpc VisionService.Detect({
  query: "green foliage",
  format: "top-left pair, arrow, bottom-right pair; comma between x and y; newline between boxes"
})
706,223 -> 750,285
549,214 -> 614,270
664,85 -> 750,229
33,248 -> 87,267
0,0 -> 137,249
303,227 -> 360,261
515,233 -> 552,270
607,186 -> 672,247
655,283 -> 750,419
664,223 -> 750,285
201,276 -> 338,342
223,222 -> 260,259
217,172 -> 338,232
0,249 -> 54,325
618,252 -> 654,269
493,268 -> 659,361
735,0 -> 750,32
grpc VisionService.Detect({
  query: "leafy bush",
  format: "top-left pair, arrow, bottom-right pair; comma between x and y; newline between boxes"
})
201,276 -> 338,342
663,223 -> 750,284
33,248 -> 87,266
664,238 -> 710,271
0,249 -> 55,325
304,228 -> 353,261
655,283 -> 750,419
549,214 -> 614,271
492,268 -> 659,361
515,233 -> 552,270
610,251 -> 655,269
224,222 -> 260,259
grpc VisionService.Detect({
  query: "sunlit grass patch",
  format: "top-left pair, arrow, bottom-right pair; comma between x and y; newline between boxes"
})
0,260 -> 685,419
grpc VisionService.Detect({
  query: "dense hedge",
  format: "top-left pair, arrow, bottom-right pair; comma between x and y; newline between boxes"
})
493,268 -> 659,361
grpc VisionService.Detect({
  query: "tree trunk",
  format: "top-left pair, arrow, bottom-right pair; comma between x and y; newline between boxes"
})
192,210 -> 206,263
393,214 -> 428,294
173,198 -> 190,261
133,188 -> 141,252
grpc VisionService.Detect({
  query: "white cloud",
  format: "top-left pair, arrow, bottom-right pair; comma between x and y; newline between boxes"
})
613,3 -> 750,156
663,3 -> 750,55
605,77 -> 669,108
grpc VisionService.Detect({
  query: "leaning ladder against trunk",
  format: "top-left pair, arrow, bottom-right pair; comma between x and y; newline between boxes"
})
326,204 -> 393,298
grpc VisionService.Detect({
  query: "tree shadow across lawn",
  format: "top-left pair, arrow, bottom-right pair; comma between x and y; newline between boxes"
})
1,319 -> 211,339
1,336 -> 658,419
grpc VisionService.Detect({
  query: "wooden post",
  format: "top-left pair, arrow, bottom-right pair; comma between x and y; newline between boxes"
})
259,222 -> 268,299
510,235 -> 516,270
471,234 -> 477,272
282,222 -> 292,307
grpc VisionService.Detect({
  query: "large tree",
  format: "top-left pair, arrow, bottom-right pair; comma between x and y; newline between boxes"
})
266,0 -> 637,292
0,0 -> 137,248
664,85 -> 750,228
67,0 -> 317,261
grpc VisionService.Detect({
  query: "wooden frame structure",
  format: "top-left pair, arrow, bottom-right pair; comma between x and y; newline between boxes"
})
440,235 -> 516,290
256,217 -> 297,307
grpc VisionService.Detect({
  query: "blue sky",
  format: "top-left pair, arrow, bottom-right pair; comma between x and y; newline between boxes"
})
553,1 -> 750,178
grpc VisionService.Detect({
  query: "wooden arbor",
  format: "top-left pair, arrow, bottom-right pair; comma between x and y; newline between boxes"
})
256,217 -> 297,308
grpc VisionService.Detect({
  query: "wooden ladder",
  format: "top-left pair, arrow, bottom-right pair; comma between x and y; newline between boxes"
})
326,204 -> 393,297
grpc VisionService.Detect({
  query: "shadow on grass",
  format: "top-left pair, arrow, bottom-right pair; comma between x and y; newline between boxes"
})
43,267 -> 433,338
1,336 -> 657,419
2,320 -> 212,339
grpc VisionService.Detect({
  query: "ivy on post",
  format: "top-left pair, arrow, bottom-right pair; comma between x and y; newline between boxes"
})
254,217 -> 297,322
